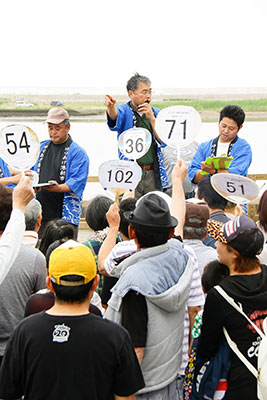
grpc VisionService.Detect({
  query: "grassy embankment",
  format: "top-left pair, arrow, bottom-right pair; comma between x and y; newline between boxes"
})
153,99 -> 267,121
1,98 -> 267,121
153,98 -> 267,111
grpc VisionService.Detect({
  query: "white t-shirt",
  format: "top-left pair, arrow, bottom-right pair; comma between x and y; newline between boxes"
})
216,141 -> 230,156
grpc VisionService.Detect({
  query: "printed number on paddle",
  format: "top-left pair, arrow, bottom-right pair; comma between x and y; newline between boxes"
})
5,132 -> 30,155
125,138 -> 144,154
226,181 -> 245,195
107,169 -> 133,184
165,119 -> 187,139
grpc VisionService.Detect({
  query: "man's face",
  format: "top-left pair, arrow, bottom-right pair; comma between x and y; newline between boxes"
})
48,122 -> 70,144
218,117 -> 241,143
128,82 -> 152,108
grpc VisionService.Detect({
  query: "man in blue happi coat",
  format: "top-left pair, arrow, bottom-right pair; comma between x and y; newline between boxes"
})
105,73 -> 168,199
34,108 -> 89,237
188,105 -> 252,184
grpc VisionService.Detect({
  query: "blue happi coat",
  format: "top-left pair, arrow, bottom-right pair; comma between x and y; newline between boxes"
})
34,140 -> 89,226
107,103 -> 168,189
188,136 -> 252,183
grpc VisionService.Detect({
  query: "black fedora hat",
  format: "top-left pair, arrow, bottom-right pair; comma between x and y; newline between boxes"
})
124,193 -> 178,231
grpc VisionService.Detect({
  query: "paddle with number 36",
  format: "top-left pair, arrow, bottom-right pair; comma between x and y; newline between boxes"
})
0,124 -> 40,185
118,127 -> 152,161
117,127 -> 151,198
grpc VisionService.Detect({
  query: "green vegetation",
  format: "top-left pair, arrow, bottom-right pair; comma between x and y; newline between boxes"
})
1,97 -> 267,121
152,98 -> 267,112
0,100 -> 105,116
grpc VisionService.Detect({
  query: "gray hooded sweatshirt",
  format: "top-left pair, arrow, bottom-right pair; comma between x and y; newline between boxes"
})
105,238 -> 193,394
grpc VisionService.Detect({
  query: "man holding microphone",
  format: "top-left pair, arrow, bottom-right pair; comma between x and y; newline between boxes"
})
105,73 -> 168,198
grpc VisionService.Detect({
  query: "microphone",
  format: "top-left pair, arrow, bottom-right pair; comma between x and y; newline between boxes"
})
137,100 -> 150,109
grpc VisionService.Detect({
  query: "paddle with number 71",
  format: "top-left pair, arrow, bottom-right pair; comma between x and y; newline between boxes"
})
155,106 -> 201,159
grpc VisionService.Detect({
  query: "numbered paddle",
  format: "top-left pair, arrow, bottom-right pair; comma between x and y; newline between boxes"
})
211,173 -> 259,204
118,127 -> 152,161
0,124 -> 40,173
98,160 -> 142,203
155,106 -> 201,159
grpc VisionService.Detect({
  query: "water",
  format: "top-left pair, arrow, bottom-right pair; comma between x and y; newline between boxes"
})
0,119 -> 266,200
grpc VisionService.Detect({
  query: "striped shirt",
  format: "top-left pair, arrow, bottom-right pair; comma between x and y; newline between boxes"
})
179,244 -> 205,375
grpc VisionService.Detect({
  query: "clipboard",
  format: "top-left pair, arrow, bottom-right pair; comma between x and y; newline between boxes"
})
200,156 -> 233,175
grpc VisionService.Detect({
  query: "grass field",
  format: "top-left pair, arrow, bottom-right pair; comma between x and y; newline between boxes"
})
1,97 -> 267,120
153,98 -> 267,111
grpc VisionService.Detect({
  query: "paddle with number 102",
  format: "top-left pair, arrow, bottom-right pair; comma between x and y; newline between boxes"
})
98,160 -> 142,202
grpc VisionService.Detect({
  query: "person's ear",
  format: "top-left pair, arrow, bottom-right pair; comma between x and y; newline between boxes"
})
128,224 -> 136,240
46,276 -> 55,293
35,214 -> 42,232
232,249 -> 239,260
91,275 -> 100,292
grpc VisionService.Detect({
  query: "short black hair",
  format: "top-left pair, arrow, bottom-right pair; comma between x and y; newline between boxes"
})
201,260 -> 229,293
131,223 -> 171,248
197,177 -> 228,210
51,275 -> 94,304
39,219 -> 76,255
126,73 -> 151,92
119,198 -> 136,238
0,184 -> 12,231
219,105 -> 245,128
85,196 -> 113,231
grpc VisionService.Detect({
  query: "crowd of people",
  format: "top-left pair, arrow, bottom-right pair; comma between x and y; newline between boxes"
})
0,73 -> 266,400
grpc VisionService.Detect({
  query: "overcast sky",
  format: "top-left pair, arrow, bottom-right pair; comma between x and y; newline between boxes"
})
1,0 -> 267,91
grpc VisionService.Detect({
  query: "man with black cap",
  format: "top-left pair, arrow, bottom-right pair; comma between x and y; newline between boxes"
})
105,193 -> 193,399
34,108 -> 89,237
0,240 -> 145,399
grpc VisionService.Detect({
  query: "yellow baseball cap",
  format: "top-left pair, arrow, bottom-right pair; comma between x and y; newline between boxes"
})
49,240 -> 96,286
